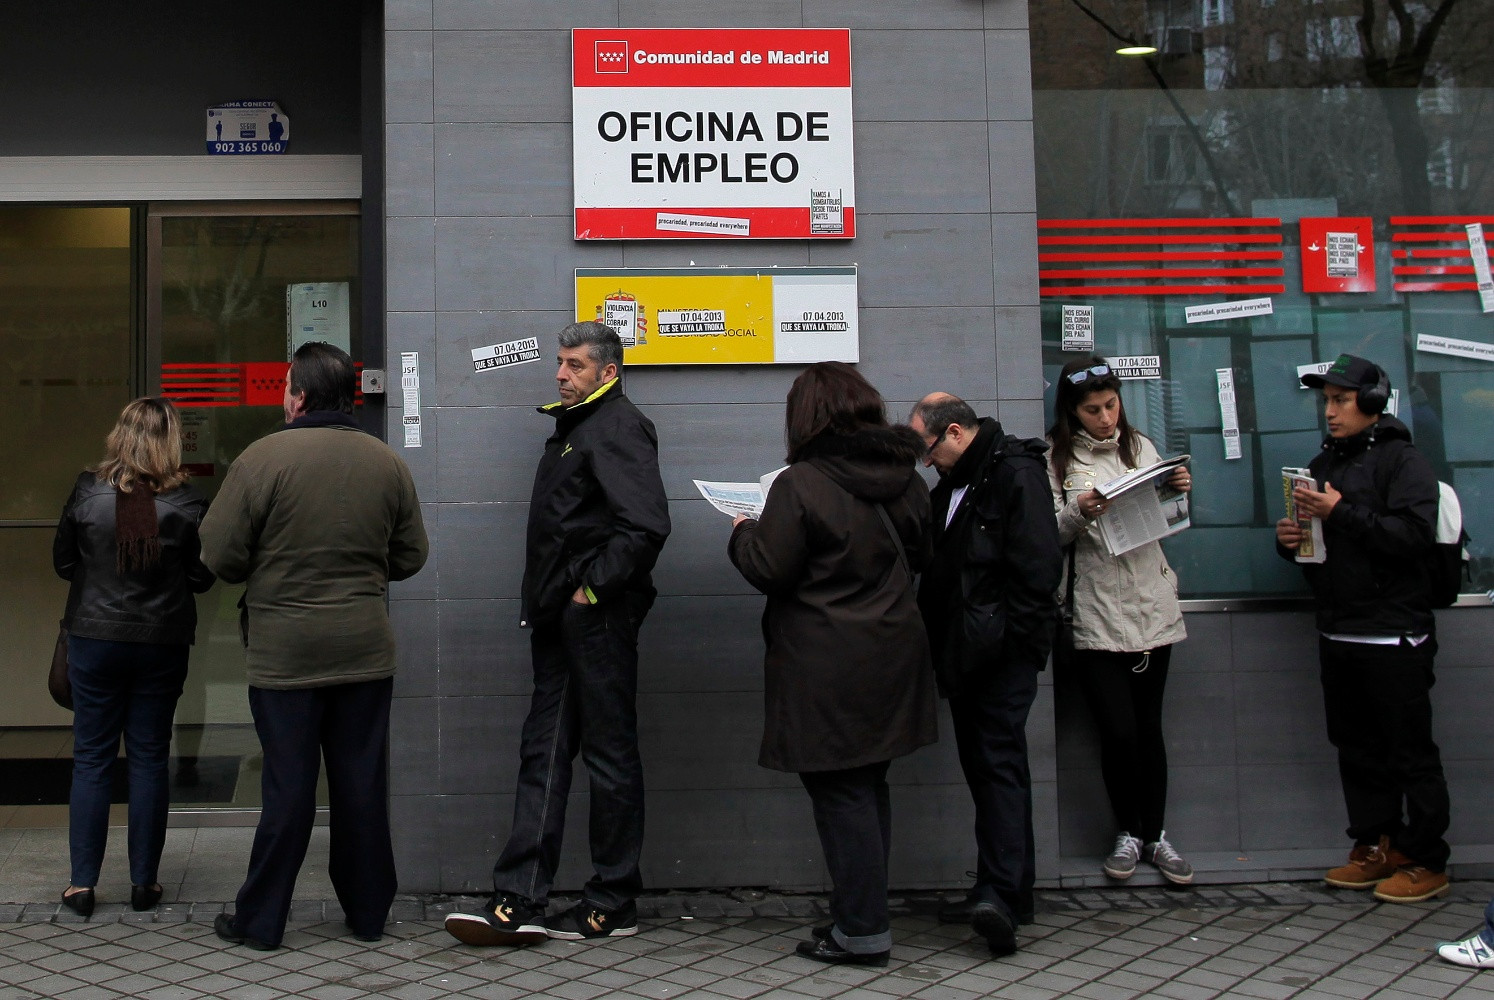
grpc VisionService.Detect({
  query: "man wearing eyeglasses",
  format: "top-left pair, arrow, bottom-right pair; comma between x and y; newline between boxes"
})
909,393 -> 1062,957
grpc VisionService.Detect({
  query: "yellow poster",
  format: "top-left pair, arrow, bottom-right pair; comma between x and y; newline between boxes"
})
575,266 -> 858,366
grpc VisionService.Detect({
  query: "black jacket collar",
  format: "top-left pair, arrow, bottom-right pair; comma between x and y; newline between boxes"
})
281,410 -> 362,432
943,418 -> 1002,489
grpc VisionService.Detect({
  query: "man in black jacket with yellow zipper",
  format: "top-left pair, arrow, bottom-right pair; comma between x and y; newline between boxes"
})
1277,354 -> 1450,903
910,393 -> 1062,956
447,322 -> 670,946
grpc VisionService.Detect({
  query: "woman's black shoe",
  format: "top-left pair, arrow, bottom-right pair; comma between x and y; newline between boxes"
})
61,887 -> 95,919
131,884 -> 163,911
213,913 -> 277,951
795,936 -> 889,967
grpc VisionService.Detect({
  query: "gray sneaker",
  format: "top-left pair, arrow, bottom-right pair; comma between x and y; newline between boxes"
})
1103,832 -> 1143,879
1144,832 -> 1194,885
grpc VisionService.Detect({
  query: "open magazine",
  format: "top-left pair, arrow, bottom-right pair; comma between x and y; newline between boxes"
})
693,466 -> 789,519
1282,467 -> 1326,564
1094,454 -> 1191,557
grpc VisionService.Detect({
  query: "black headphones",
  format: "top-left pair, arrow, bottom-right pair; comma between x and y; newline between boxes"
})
1357,363 -> 1391,415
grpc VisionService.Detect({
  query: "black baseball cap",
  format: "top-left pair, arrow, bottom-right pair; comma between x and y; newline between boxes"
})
1301,353 -> 1379,390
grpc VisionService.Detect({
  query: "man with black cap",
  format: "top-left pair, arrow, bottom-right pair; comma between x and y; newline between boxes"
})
1276,353 -> 1450,903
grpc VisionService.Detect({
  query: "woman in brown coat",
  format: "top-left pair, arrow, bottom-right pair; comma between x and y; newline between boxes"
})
729,362 -> 936,967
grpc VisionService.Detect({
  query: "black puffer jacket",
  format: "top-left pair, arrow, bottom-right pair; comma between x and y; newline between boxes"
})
918,419 -> 1063,688
729,425 -> 936,773
521,379 -> 671,627
53,472 -> 216,645
1279,415 -> 1439,636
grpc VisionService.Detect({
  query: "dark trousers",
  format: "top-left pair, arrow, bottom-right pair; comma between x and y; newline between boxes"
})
234,678 -> 395,947
492,598 -> 647,910
799,762 -> 893,954
1320,636 -> 1450,872
67,636 -> 188,888
947,658 -> 1039,922
1073,645 -> 1172,844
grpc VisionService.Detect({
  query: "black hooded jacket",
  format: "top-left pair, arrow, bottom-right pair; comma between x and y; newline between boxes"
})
521,379 -> 671,627
729,425 -> 937,773
1278,415 -> 1439,636
917,418 -> 1063,688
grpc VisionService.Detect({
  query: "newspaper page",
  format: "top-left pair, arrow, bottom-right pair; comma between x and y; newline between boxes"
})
694,466 -> 788,519
1282,466 -> 1327,564
1094,455 -> 1192,557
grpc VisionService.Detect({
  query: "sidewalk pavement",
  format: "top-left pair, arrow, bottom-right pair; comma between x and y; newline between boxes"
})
4,879 -> 1493,1000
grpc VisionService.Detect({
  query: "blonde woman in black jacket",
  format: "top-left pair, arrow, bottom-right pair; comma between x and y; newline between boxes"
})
53,398 -> 214,919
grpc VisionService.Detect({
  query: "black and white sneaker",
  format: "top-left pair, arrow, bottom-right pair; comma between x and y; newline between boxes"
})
444,892 -> 548,946
544,900 -> 638,940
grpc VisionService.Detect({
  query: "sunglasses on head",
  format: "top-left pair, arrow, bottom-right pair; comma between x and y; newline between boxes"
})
1066,364 -> 1112,385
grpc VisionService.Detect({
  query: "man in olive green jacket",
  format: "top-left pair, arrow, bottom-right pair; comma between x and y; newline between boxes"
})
199,342 -> 427,951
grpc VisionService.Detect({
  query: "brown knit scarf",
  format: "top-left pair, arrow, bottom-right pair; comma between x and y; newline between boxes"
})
115,484 -> 161,574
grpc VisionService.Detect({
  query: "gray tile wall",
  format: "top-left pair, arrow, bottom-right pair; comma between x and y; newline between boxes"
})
384,0 -> 1044,895
383,0 -> 1492,897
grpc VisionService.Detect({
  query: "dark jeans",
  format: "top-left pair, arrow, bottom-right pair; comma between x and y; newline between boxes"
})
492,596 -> 647,910
67,635 -> 188,888
800,761 -> 893,954
947,657 -> 1039,923
1320,636 -> 1450,872
1073,645 -> 1172,844
233,678 -> 395,947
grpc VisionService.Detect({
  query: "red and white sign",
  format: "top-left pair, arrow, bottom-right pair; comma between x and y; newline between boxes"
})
572,28 -> 855,240
1299,217 -> 1376,293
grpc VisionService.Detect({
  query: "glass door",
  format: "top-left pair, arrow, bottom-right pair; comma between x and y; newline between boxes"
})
147,203 -> 361,810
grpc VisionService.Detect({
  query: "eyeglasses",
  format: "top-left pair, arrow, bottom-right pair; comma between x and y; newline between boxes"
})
1066,364 -> 1112,385
924,428 -> 948,457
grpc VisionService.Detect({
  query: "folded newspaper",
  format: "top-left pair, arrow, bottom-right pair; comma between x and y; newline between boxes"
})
1282,466 -> 1326,564
694,467 -> 789,519
1094,454 -> 1191,557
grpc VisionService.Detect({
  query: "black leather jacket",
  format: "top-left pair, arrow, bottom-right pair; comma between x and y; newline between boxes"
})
53,472 -> 216,645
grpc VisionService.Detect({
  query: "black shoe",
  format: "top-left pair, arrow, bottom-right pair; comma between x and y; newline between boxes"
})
545,900 -> 638,940
346,922 -> 382,943
938,891 -> 977,925
795,937 -> 889,967
972,901 -> 1017,957
61,887 -> 95,919
444,893 -> 548,946
214,913 -> 277,951
811,922 -> 833,941
131,884 -> 163,911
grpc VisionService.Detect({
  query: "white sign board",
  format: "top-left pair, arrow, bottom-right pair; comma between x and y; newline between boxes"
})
1107,355 -> 1161,380
1184,297 -> 1275,324
1416,333 -> 1494,363
206,101 -> 289,155
473,337 -> 544,373
1061,305 -> 1094,353
572,28 -> 854,240
1216,368 -> 1242,460
287,282 -> 351,358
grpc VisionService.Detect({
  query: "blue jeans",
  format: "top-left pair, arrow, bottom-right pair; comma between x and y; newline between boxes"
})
492,596 -> 647,910
67,635 -> 188,888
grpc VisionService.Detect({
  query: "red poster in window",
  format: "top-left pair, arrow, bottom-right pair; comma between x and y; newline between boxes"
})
1300,217 -> 1376,293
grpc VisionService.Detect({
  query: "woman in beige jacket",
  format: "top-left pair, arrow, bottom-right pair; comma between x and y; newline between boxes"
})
1048,358 -> 1193,886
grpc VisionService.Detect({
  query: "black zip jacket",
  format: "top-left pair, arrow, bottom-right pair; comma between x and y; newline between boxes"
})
1278,415 -> 1438,636
520,379 -> 671,627
917,419 -> 1063,688
53,472 -> 216,645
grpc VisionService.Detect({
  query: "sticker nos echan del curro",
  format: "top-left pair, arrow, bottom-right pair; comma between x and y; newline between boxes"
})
572,28 -> 855,240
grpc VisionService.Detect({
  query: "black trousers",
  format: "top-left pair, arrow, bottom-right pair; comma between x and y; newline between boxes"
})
1072,645 -> 1172,844
234,677 -> 396,947
947,658 -> 1039,922
799,761 -> 893,954
492,597 -> 647,910
1320,636 -> 1450,871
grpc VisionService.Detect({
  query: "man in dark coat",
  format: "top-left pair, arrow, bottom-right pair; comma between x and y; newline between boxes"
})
446,322 -> 670,947
910,392 -> 1062,956
1276,354 -> 1450,903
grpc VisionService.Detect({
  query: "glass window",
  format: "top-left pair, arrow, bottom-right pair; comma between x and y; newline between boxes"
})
1030,0 -> 1494,598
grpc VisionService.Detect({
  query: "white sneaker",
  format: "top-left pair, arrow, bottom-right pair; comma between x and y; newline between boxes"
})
1437,933 -> 1494,969
1103,832 -> 1143,880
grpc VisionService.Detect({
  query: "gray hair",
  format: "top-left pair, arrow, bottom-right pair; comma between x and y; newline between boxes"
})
911,394 -> 979,435
558,321 -> 624,372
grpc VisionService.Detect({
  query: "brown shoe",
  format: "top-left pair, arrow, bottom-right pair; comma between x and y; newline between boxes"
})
1323,836 -> 1407,889
1373,865 -> 1450,903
